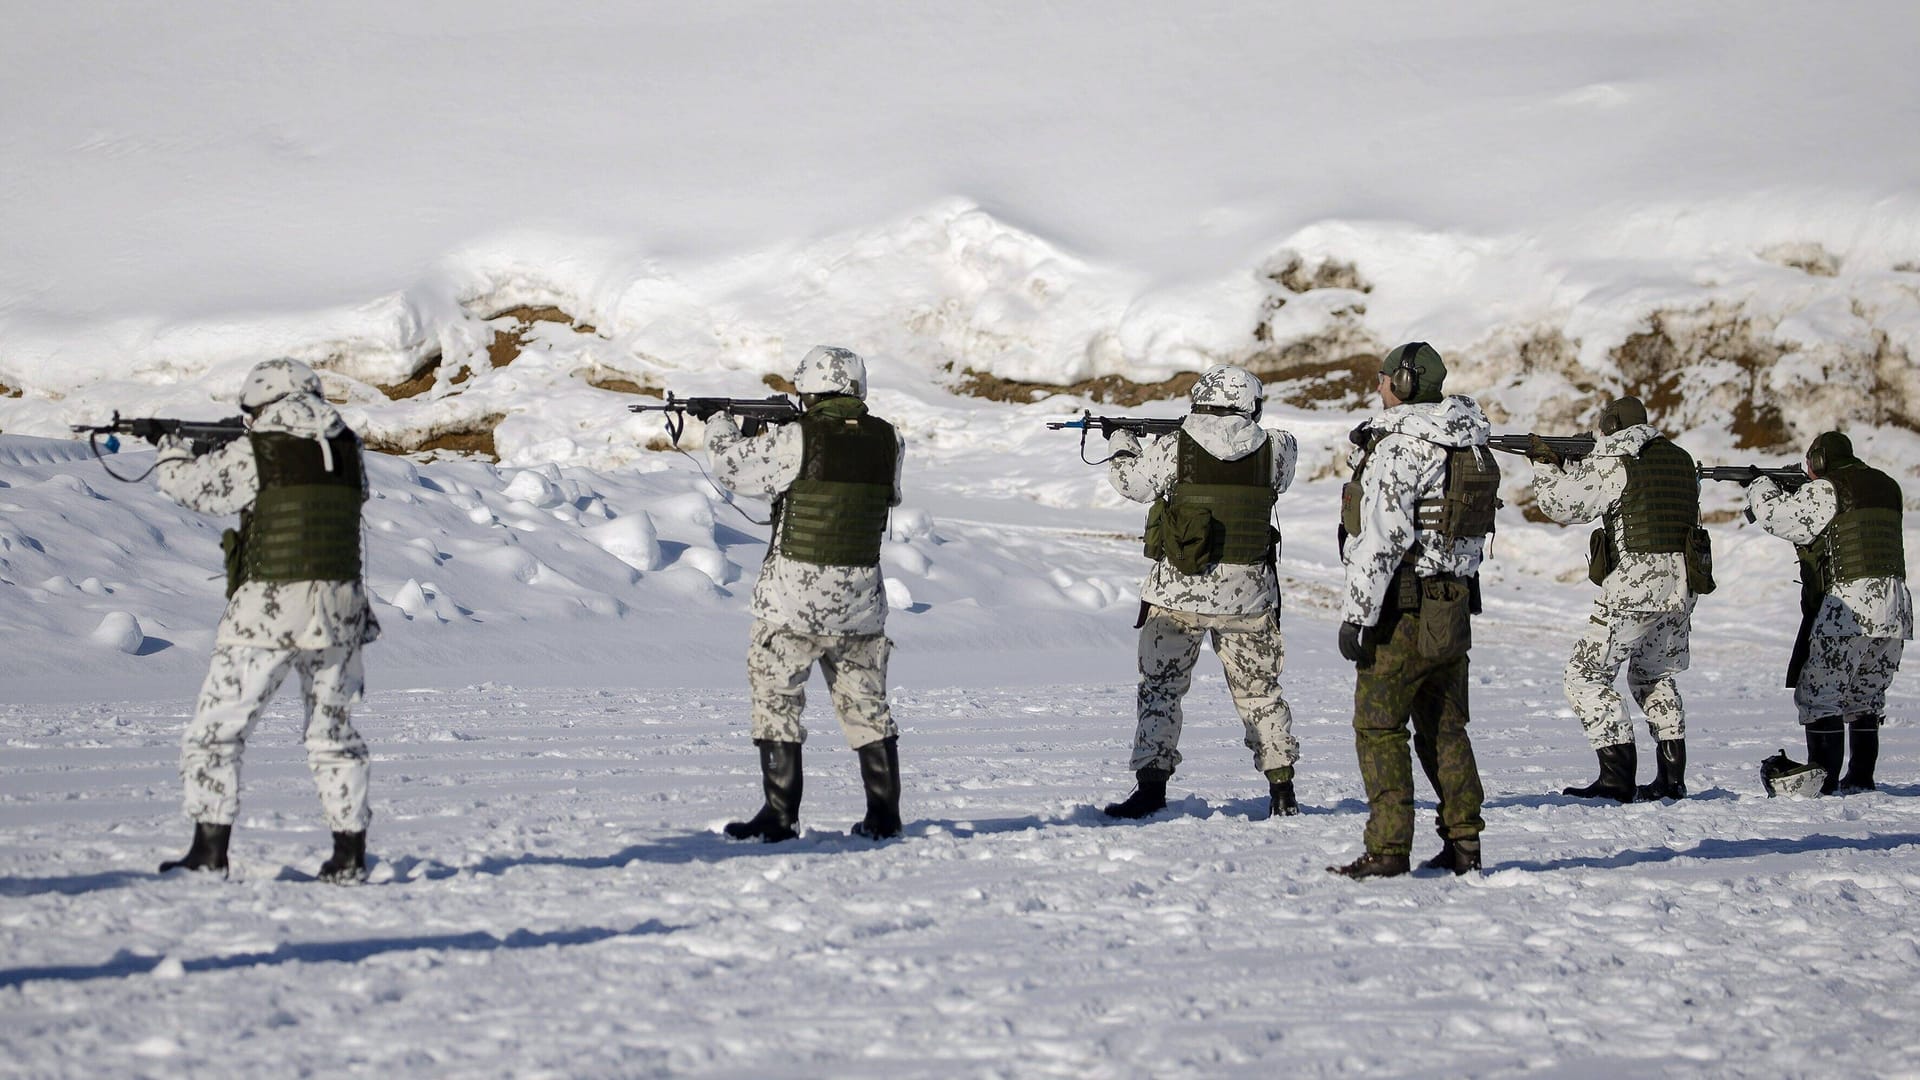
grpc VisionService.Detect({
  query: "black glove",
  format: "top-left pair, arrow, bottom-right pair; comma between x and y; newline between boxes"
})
685,400 -> 724,421
1736,466 -> 1760,487
1348,422 -> 1372,448
1525,434 -> 1562,467
1338,621 -> 1373,665
126,418 -> 166,444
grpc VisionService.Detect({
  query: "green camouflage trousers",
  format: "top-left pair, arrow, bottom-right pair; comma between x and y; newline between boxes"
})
1132,605 -> 1299,775
747,619 -> 896,748
1351,611 -> 1484,856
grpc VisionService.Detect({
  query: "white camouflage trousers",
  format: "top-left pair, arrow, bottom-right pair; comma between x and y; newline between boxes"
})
1565,606 -> 1691,748
181,643 -> 372,832
1796,634 -> 1903,723
1132,605 -> 1299,774
747,619 -> 896,747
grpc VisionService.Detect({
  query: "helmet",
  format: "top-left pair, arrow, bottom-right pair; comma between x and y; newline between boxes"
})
239,358 -> 324,411
1380,342 -> 1446,404
793,346 -> 867,399
1761,749 -> 1827,798
1805,431 -> 1854,478
1597,395 -> 1650,436
1190,365 -> 1264,415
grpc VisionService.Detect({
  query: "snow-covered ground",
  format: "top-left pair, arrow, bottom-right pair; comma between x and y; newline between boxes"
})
5,2 -> 1920,1076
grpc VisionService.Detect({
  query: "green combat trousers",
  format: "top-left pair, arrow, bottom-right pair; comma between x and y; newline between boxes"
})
1352,611 -> 1486,857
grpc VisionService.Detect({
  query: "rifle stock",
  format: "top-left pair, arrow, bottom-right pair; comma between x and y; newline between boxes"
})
1696,464 -> 1810,490
1486,433 -> 1596,461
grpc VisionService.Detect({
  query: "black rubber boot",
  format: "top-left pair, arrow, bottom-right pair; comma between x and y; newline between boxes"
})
1563,742 -> 1638,802
1636,739 -> 1688,801
1328,852 -> 1411,879
317,831 -> 368,884
159,822 -> 231,876
1841,716 -> 1880,792
725,739 -> 803,842
851,736 -> 903,840
1102,768 -> 1171,819
1806,717 -> 1845,796
1265,766 -> 1299,818
1419,838 -> 1482,875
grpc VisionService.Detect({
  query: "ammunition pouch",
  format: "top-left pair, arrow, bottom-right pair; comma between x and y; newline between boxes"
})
1144,497 -> 1219,576
1587,527 -> 1614,587
221,523 -> 245,600
1416,576 -> 1473,660
1685,525 -> 1716,595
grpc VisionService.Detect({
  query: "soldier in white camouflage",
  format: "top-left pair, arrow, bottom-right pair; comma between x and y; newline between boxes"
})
152,359 -> 380,883
1746,431 -> 1910,793
1527,396 -> 1702,802
1098,365 -> 1303,821
1330,343 -> 1495,879
708,346 -> 908,841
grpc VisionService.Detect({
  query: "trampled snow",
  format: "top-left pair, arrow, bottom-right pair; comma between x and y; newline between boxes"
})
3,3 -> 1920,1077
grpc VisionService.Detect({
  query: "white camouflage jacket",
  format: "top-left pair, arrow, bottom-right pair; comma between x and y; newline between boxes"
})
707,411 -> 905,637
1341,395 -> 1492,627
1531,424 -> 1691,615
1747,476 -> 1913,640
1108,414 -> 1297,616
155,394 -> 379,651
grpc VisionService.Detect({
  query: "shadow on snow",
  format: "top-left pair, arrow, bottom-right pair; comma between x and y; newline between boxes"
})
1502,831 -> 1920,873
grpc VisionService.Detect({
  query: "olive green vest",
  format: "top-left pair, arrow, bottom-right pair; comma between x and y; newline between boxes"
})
1342,435 -> 1499,544
1802,461 -> 1905,589
230,431 -> 363,594
1605,437 -> 1698,556
1157,430 -> 1276,567
774,399 -> 896,568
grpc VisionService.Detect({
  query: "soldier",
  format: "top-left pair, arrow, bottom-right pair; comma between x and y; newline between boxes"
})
1528,396 -> 1702,802
153,359 -> 379,883
1099,365 -> 1303,820
708,346 -> 907,841
1746,431 -> 1910,793
1331,342 -> 1495,879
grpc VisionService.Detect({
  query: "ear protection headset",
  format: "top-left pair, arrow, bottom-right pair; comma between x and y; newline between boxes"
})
1389,342 -> 1428,402
1806,432 -> 1850,478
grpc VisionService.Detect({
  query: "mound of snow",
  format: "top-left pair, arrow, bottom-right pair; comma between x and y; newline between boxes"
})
90,611 -> 143,653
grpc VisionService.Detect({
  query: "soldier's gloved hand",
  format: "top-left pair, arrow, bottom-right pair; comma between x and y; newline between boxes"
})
153,433 -> 194,465
1526,434 -> 1563,467
1106,429 -> 1141,459
685,400 -> 725,421
1337,621 -> 1373,665
1348,421 -> 1372,448
127,418 -> 166,444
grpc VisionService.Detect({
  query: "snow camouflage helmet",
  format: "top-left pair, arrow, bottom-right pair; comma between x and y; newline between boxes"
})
1190,365 -> 1264,415
1761,749 -> 1826,798
239,358 -> 325,411
794,346 -> 868,399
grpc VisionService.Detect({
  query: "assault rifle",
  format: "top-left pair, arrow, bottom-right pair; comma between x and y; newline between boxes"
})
69,411 -> 249,482
1046,411 -> 1185,464
1486,433 -> 1596,462
629,393 -> 801,446
1696,464 -> 1810,491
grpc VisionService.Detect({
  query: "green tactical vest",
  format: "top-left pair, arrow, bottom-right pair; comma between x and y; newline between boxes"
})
774,399 -> 897,568
1604,437 -> 1699,556
229,431 -> 364,595
1802,461 -> 1906,589
1150,430 -> 1276,570
1342,434 -> 1499,545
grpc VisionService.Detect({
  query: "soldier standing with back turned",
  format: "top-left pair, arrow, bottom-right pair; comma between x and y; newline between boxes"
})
1099,365 -> 1304,820
1528,396 -> 1703,802
1331,343 -> 1496,879
1746,431 -> 1910,792
707,346 -> 908,841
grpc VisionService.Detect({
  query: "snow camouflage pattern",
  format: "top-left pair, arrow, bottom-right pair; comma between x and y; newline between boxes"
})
1351,610 -> 1485,856
1747,476 -> 1914,640
183,643 -> 371,831
1107,412 -> 1299,615
1340,396 -> 1492,627
745,619 -> 896,747
238,357 -> 325,411
1564,605 -> 1692,748
706,411 -> 905,637
1794,634 -> 1903,723
1530,423 -> 1691,614
792,345 -> 868,397
1188,364 -> 1264,413
155,390 -> 380,651
1131,606 -> 1298,774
